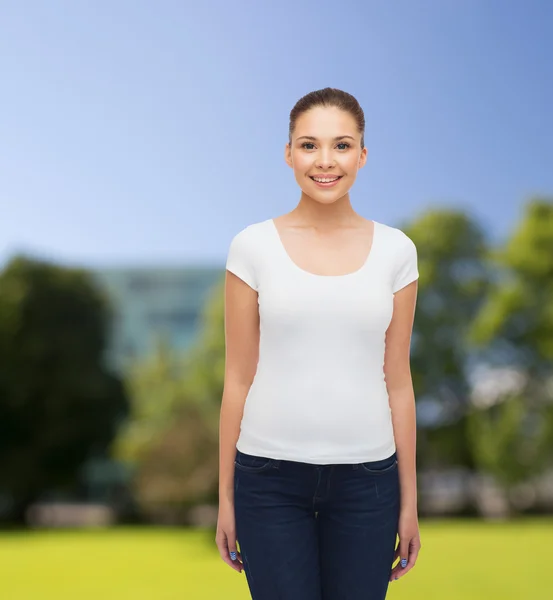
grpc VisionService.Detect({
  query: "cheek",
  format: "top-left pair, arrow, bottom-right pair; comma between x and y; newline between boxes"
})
292,152 -> 312,172
343,153 -> 361,171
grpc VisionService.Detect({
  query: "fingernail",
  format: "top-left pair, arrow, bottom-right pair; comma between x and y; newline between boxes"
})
395,576 -> 399,580
230,551 -> 237,560
401,558 -> 407,568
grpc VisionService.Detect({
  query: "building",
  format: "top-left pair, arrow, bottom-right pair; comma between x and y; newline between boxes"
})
91,266 -> 223,372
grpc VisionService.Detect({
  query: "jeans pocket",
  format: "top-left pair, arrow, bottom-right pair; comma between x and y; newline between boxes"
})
234,450 -> 275,473
360,454 -> 398,474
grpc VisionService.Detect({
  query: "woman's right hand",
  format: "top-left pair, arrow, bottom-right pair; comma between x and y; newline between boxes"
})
215,499 -> 243,573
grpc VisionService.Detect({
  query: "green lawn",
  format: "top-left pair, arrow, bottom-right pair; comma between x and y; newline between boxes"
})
2,518 -> 552,599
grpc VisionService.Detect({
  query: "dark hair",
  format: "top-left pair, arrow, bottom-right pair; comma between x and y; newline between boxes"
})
288,87 -> 365,148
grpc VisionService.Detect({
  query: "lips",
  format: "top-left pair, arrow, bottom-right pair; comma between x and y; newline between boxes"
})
310,175 -> 343,188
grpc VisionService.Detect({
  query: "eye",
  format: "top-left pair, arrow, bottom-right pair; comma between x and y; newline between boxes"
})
300,142 -> 351,150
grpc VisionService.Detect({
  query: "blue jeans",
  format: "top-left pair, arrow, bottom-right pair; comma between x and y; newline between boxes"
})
233,448 -> 400,600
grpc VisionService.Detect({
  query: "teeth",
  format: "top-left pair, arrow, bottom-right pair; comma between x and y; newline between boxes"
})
313,177 -> 339,183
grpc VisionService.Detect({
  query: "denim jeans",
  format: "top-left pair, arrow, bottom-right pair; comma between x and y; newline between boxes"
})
233,448 -> 400,600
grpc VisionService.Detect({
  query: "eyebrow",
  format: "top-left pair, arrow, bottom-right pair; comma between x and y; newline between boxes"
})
296,135 -> 356,142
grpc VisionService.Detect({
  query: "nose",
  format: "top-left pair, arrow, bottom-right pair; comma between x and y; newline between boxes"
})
315,149 -> 335,170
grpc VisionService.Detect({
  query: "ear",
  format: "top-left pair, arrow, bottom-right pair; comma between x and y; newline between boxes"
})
358,146 -> 368,169
284,143 -> 293,168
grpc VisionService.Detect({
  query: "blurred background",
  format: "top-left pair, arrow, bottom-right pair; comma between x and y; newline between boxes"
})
1,1 -> 552,598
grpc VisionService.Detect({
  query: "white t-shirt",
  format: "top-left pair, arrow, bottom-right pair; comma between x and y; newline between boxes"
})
225,218 -> 419,465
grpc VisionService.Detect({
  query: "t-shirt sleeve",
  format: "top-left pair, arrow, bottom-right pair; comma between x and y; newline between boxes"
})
392,234 -> 419,293
226,228 -> 259,291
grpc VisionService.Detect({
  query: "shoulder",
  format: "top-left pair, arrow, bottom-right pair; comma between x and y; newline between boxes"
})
375,221 -> 416,252
226,221 -> 270,291
226,219 -> 271,269
376,221 -> 419,292
229,219 -> 270,245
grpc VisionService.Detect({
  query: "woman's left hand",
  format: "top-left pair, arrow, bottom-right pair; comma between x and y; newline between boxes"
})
389,506 -> 421,582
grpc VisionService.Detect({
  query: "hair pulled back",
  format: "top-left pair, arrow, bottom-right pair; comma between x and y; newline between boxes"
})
288,87 -> 365,149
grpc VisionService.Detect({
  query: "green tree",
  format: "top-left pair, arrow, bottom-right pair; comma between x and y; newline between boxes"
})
467,198 -> 553,500
113,282 -> 224,521
403,209 -> 489,469
0,256 -> 129,523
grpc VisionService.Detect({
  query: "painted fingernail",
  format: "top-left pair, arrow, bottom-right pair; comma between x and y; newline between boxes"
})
395,576 -> 399,580
230,551 -> 237,560
401,558 -> 407,568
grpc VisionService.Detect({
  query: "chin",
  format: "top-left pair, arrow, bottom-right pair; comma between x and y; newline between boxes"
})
306,194 -> 342,205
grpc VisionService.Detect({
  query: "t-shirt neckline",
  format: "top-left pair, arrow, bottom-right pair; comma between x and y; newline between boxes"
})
268,218 -> 379,279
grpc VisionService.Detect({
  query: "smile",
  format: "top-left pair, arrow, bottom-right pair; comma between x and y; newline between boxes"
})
310,176 -> 343,188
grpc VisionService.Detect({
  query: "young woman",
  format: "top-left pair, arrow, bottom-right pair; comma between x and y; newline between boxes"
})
216,87 -> 421,600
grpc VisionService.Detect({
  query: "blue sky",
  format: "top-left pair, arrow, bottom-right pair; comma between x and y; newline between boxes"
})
1,0 -> 552,268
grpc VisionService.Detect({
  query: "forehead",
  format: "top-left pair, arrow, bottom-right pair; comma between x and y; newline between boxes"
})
294,105 -> 358,138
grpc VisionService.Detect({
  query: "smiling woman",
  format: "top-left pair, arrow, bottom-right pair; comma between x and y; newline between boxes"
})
285,100 -> 366,203
217,87 -> 421,600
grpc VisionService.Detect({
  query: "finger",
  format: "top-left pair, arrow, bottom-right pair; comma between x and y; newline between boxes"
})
389,539 -> 403,581
399,537 -> 409,571
225,548 -> 243,572
216,534 -> 243,573
390,538 -> 420,582
389,561 -> 406,582
405,539 -> 421,572
228,538 -> 244,573
389,550 -> 403,581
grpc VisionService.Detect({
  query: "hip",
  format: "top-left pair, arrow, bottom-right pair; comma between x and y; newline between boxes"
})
233,447 -> 400,512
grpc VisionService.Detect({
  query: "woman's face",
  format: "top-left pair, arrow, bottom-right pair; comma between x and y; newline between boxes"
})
285,105 -> 367,204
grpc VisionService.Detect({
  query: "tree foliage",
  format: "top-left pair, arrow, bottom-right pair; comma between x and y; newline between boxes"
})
467,198 -> 553,490
112,283 -> 224,519
403,208 -> 489,467
0,256 -> 129,521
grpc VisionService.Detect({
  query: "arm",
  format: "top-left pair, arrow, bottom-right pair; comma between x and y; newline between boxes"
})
215,270 -> 260,573
219,270 -> 260,502
383,279 -> 421,580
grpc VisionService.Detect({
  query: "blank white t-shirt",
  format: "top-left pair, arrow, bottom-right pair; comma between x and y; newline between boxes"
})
225,218 -> 419,464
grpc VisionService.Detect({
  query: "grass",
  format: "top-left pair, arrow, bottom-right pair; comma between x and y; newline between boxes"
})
2,518 -> 552,599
